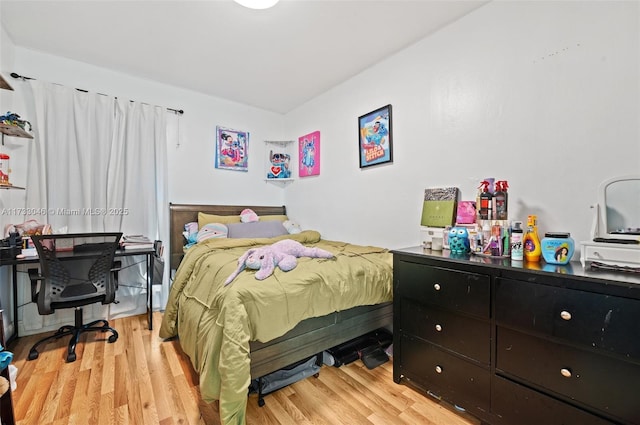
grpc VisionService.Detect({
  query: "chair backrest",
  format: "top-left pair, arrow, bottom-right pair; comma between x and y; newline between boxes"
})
30,232 -> 123,315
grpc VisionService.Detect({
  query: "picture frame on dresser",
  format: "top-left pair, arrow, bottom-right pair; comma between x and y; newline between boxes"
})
358,104 -> 393,168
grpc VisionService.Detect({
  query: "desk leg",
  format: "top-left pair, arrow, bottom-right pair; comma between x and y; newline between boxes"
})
8,265 -> 18,344
147,253 -> 154,331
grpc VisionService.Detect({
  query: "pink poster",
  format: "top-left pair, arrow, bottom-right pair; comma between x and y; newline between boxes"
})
298,131 -> 320,177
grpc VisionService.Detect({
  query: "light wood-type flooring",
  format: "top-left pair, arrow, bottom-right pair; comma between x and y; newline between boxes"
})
7,312 -> 480,425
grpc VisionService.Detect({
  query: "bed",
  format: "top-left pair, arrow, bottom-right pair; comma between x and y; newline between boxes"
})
159,203 -> 393,425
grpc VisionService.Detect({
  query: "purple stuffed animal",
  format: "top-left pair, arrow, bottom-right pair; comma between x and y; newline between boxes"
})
224,239 -> 334,285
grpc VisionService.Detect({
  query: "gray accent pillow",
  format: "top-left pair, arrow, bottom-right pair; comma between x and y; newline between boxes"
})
226,221 -> 288,239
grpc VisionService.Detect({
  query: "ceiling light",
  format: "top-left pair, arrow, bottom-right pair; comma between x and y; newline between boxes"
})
233,0 -> 280,9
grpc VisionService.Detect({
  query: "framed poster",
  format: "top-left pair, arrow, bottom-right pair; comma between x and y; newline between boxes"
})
215,126 -> 249,171
298,130 -> 320,177
358,104 -> 393,168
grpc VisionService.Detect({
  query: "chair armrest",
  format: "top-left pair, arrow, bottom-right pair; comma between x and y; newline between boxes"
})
27,268 -> 42,303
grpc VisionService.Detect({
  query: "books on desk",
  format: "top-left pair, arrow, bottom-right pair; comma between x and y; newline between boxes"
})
120,235 -> 154,250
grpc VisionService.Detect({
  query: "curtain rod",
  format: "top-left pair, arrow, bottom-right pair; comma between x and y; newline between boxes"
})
10,72 -> 184,115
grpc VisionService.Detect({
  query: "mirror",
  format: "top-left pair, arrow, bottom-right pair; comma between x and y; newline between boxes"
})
597,175 -> 640,239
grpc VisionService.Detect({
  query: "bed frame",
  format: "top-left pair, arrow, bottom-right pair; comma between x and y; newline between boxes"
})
168,203 -> 393,378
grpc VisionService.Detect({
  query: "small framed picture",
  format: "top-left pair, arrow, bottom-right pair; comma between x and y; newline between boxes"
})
358,104 -> 393,168
215,126 -> 249,171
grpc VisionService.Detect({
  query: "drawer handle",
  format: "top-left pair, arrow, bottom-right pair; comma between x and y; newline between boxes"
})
434,283 -> 441,291
435,365 -> 443,374
560,368 -> 572,378
560,310 -> 572,321
435,324 -> 443,332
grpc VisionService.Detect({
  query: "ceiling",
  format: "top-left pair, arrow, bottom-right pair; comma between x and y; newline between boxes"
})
1,0 -> 488,114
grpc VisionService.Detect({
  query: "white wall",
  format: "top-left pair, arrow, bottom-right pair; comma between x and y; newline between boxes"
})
284,1 -> 640,251
6,46 -> 288,209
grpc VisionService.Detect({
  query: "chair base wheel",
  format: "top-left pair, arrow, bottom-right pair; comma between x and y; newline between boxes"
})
66,352 -> 76,363
28,350 -> 39,361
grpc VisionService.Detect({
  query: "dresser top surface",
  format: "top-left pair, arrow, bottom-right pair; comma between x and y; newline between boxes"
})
393,246 -> 640,289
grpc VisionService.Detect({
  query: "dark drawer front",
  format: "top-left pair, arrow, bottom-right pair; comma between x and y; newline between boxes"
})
496,327 -> 640,425
398,334 -> 490,414
495,278 -> 640,360
492,375 -> 615,425
401,299 -> 490,364
396,261 -> 490,318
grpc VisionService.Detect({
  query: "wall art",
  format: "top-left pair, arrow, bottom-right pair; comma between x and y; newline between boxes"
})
215,126 -> 249,171
358,104 -> 392,168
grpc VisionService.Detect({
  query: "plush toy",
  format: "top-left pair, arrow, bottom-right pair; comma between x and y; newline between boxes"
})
240,208 -> 259,223
197,222 -> 228,243
448,226 -> 471,253
224,239 -> 334,285
283,219 -> 302,234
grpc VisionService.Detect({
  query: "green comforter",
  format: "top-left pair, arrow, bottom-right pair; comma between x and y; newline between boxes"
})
159,230 -> 393,425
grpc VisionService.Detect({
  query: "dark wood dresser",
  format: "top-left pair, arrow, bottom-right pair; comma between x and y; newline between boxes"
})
392,247 -> 640,425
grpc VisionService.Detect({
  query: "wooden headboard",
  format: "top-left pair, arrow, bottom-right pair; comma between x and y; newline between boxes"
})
168,203 -> 287,271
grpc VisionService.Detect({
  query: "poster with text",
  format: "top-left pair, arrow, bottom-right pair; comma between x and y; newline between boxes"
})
358,104 -> 393,168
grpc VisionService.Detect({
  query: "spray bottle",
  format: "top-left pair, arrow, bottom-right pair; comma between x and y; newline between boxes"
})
495,180 -> 508,220
523,214 -> 542,262
510,221 -> 524,261
478,180 -> 492,220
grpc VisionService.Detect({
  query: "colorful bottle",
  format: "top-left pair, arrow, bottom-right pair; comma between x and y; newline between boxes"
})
510,221 -> 524,261
523,215 -> 541,262
478,180 -> 492,220
495,180 -> 508,220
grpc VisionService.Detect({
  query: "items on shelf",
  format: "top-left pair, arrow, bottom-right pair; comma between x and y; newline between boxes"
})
0,111 -> 31,132
523,215 -> 542,262
0,153 -> 10,186
420,186 -> 459,227
264,140 -> 294,183
266,150 -> 291,179
541,232 -> 575,265
510,221 -> 524,261
476,178 -> 509,221
120,234 -> 154,250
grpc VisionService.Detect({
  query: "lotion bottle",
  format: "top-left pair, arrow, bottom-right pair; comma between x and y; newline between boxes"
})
510,221 -> 524,261
523,214 -> 541,262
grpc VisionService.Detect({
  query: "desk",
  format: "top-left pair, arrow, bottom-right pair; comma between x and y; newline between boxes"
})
1,246 -> 155,344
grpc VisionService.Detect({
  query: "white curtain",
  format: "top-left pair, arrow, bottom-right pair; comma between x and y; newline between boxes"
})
19,80 -> 169,333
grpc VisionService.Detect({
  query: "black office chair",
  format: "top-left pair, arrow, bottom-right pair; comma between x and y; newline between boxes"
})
27,232 -> 122,362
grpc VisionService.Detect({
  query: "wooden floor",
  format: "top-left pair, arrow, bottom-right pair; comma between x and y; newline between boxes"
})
7,312 -> 481,425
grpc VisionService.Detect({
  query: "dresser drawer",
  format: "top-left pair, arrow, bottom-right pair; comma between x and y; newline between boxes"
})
492,375 -> 614,425
583,244 -> 640,265
398,334 -> 490,415
396,261 -> 490,318
496,327 -> 640,424
495,278 -> 640,360
400,299 -> 490,364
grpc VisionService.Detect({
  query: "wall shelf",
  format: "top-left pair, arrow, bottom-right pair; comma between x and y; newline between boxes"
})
264,140 -> 294,185
0,121 -> 33,189
0,74 -> 13,91
0,124 -> 33,142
